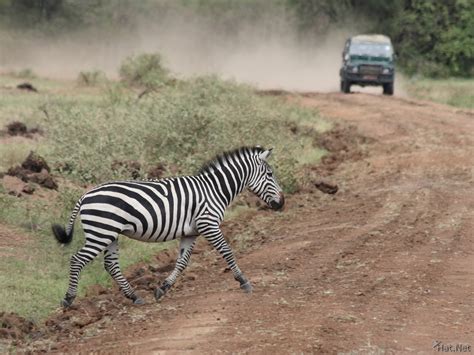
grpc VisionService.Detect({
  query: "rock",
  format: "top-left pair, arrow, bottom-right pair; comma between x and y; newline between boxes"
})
2,176 -> 27,196
22,183 -> 35,194
28,169 -> 58,190
6,166 -> 30,182
314,180 -> 339,194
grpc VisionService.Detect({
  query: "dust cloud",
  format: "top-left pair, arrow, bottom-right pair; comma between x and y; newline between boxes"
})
0,8 -> 356,92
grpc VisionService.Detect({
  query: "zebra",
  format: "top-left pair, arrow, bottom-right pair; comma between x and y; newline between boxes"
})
52,146 -> 285,307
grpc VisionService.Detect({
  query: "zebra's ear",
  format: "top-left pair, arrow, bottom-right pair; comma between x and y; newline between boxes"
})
259,148 -> 273,161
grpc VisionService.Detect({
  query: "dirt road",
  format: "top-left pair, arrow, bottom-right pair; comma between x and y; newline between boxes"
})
19,92 -> 473,353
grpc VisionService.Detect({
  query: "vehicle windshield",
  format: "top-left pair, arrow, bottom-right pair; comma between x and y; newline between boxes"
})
349,42 -> 393,58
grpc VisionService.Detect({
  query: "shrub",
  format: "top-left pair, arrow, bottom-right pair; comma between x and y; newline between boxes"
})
77,70 -> 107,86
39,76 -> 326,192
119,53 -> 169,89
18,68 -> 36,79
9,68 -> 36,79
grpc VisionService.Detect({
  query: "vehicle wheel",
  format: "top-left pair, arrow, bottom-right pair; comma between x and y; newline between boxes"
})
383,83 -> 394,95
341,80 -> 351,94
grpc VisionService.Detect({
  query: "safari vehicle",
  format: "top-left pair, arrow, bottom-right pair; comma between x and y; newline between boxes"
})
340,34 -> 395,95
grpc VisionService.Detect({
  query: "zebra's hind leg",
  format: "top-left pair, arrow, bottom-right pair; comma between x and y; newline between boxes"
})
155,236 -> 197,301
104,239 -> 144,305
62,234 -> 116,308
197,220 -> 252,293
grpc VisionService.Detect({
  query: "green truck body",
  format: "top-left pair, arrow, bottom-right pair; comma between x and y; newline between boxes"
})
340,34 -> 395,95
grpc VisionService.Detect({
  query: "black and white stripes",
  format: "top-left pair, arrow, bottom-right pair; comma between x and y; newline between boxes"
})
53,146 -> 284,307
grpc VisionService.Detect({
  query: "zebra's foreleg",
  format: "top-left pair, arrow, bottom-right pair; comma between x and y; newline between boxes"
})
62,236 -> 115,308
104,240 -> 144,305
155,236 -> 197,301
197,222 -> 253,293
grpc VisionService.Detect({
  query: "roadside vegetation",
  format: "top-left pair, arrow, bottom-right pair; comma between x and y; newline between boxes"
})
404,78 -> 474,109
0,54 -> 328,321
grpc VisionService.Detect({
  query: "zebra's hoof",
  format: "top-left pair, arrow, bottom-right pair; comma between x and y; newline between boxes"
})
60,297 -> 74,308
240,281 -> 253,293
133,297 -> 145,305
154,287 -> 166,301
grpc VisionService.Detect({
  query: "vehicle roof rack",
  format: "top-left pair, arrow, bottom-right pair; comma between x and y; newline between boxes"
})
351,34 -> 391,44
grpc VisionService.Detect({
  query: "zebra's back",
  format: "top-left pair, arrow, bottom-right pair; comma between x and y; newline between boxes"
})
79,178 -> 204,242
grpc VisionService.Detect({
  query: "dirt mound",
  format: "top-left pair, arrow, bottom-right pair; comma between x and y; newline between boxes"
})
313,125 -> 374,175
317,124 -> 372,156
147,163 -> 167,180
298,125 -> 372,193
16,82 -> 38,93
27,170 -> 57,189
5,151 -> 57,192
1,176 -> 35,197
0,312 -> 38,340
3,121 -> 42,138
21,151 -> 50,173
6,121 -> 27,136
111,160 -> 141,179
6,166 -> 30,182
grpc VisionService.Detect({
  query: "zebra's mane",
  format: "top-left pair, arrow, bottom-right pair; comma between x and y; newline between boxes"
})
198,146 -> 265,175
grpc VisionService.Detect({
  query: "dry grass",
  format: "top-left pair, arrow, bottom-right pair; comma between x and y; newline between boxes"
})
405,78 -> 474,109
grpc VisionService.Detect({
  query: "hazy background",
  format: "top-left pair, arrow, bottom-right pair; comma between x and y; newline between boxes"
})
0,0 -> 471,90
0,1 -> 362,91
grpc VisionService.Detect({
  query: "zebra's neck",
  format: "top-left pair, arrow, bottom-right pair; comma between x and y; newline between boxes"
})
198,161 -> 252,212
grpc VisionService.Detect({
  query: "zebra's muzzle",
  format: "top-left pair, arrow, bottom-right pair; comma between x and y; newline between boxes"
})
270,192 -> 285,211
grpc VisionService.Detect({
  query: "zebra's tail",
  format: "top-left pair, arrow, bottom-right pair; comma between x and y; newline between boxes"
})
52,198 -> 83,245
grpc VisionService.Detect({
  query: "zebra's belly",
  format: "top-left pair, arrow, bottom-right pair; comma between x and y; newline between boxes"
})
122,220 -> 198,242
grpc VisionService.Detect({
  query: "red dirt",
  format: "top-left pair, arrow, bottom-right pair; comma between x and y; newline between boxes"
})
0,313 -> 38,340
10,93 -> 474,353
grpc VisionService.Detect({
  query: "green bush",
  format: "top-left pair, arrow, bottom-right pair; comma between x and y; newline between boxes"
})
388,1 -> 474,77
10,68 -> 36,79
77,70 -> 107,86
39,76 -> 325,192
119,53 -> 169,89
